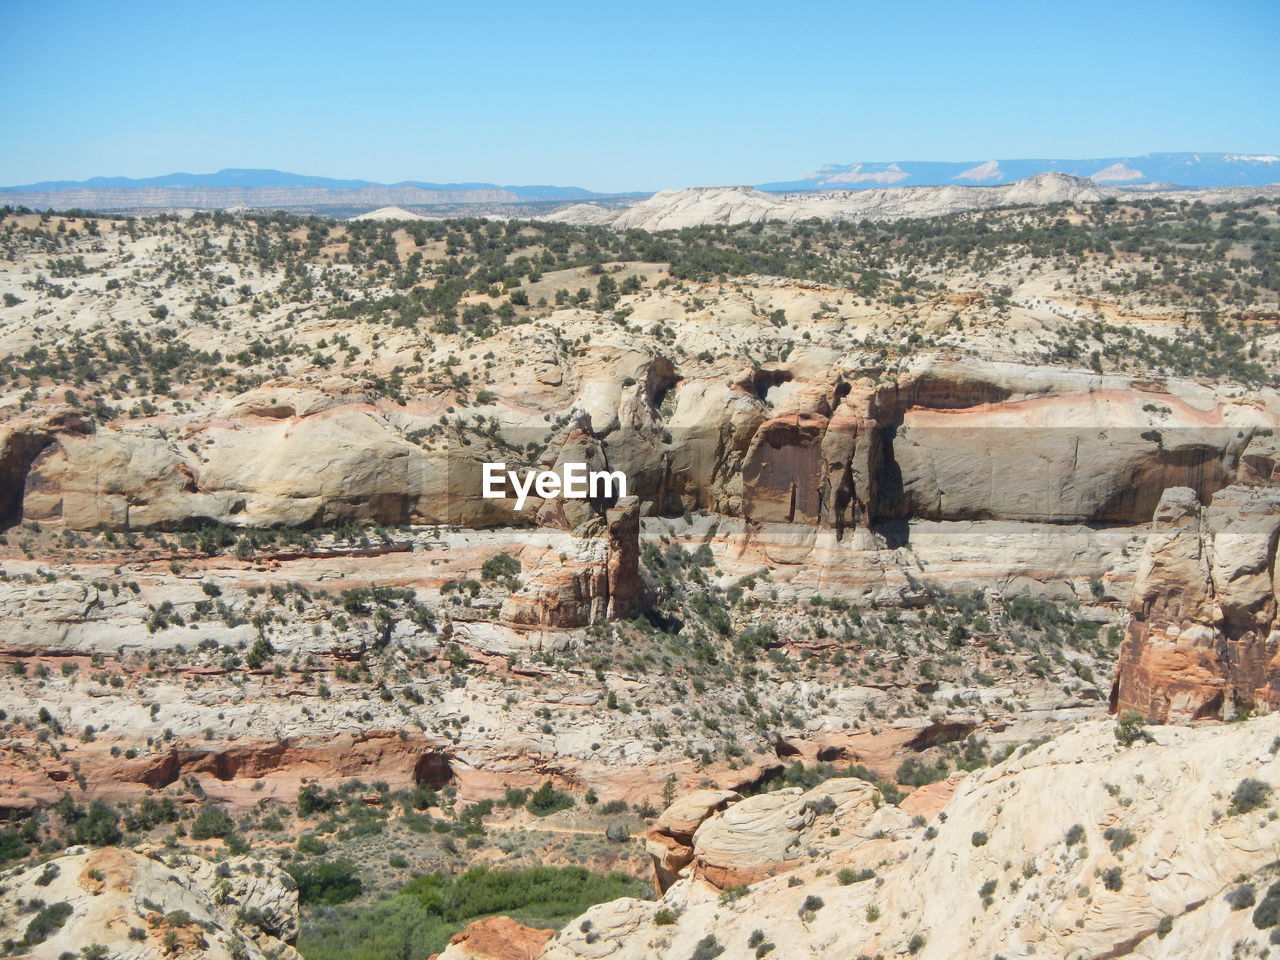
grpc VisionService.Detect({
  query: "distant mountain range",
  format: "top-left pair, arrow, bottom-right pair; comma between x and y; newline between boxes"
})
2,154 -> 1277,214
758,152 -> 1280,191
2,168 -> 604,200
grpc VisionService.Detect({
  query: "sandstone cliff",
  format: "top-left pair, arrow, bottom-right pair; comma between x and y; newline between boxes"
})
1112,484 -> 1280,721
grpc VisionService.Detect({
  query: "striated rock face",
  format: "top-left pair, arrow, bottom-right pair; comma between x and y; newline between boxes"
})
643,789 -> 741,893
687,777 -> 907,889
1112,485 -> 1280,721
0,731 -> 453,811
11,358 -> 1273,536
500,496 -> 645,627
543,715 -> 1280,960
435,915 -> 556,960
0,846 -> 299,959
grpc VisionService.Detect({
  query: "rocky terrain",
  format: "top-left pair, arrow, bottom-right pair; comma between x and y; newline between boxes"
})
532,714 -> 1280,960
546,174 -> 1280,230
0,845 -> 299,959
0,192 -> 1278,957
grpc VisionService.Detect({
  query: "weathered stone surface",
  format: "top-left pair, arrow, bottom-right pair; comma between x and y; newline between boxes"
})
688,777 -> 904,889
543,715 -> 1280,960
1112,485 -> 1280,721
0,846 -> 299,959
643,788 -> 741,893
435,916 -> 556,960
501,496 -> 645,627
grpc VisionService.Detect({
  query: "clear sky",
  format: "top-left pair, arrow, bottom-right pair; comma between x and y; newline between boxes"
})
2,0 -> 1277,192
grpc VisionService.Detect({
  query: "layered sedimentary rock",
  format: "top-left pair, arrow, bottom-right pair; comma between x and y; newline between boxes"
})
687,777 -> 906,889
500,496 -> 646,627
12,358 -> 1274,535
0,846 -> 299,960
643,788 -> 741,893
542,715 -> 1280,960
0,731 -> 454,811
1112,484 -> 1280,721
435,916 -> 556,960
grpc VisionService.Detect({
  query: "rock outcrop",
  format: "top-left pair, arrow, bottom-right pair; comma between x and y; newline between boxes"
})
643,788 -> 741,893
0,846 -> 299,959
546,174 -> 1111,230
543,715 -> 1280,960
1112,484 -> 1280,721
434,915 -> 556,960
13,359 -> 1274,537
500,496 -> 645,627
687,776 -> 907,889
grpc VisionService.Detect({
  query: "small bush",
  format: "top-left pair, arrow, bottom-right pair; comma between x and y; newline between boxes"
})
190,804 -> 234,840
1104,827 -> 1137,852
971,831 -> 988,847
1101,867 -> 1124,891
1064,823 -> 1085,846
1227,883 -> 1256,910
689,935 -> 724,960
1255,884 -> 1280,929
1229,778 -> 1272,816
1114,711 -> 1151,746
526,781 -> 574,817
652,908 -> 677,926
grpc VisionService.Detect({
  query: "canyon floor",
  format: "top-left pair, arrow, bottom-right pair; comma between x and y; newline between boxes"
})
0,193 -> 1278,958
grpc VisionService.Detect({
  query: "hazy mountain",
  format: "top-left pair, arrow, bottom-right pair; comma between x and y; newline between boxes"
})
758,151 -> 1280,191
0,168 -> 610,211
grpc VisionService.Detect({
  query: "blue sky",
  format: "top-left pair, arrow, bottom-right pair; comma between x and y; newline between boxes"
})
2,0 -> 1277,192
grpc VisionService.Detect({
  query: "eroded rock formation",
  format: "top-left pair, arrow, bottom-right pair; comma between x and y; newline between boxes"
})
643,788 -> 741,893
9,359 -> 1274,538
543,715 -> 1280,960
0,846 -> 299,959
435,916 -> 556,960
1112,484 -> 1280,721
500,496 -> 645,627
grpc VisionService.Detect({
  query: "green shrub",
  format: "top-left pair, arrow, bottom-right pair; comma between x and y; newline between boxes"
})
798,894 -> 824,916
296,865 -> 648,958
1104,827 -> 1137,852
296,834 -> 330,856
1253,882 -> 1280,928
653,908 -> 677,925
190,804 -> 234,840
1227,883 -> 1256,910
690,935 -> 724,960
1114,711 -> 1151,746
286,860 -> 364,905
1229,778 -> 1272,816
24,901 -> 73,945
526,781 -> 574,817
71,801 -> 122,846
971,831 -> 988,847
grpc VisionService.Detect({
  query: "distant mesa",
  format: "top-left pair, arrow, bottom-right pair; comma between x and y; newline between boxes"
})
1091,162 -> 1145,182
953,160 -> 1003,182
822,162 -> 911,185
759,152 -> 1280,192
349,206 -> 431,221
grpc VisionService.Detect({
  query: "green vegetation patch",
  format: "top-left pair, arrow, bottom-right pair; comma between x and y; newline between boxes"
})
297,864 -> 649,960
